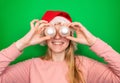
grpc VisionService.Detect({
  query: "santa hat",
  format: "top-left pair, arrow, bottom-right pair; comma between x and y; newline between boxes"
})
41,10 -> 72,22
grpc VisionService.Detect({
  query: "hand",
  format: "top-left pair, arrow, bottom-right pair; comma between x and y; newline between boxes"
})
15,19 -> 51,51
66,22 -> 97,46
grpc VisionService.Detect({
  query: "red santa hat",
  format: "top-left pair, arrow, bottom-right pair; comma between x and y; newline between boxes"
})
41,10 -> 72,22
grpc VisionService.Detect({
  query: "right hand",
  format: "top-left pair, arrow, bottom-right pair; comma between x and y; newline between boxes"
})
15,19 -> 51,51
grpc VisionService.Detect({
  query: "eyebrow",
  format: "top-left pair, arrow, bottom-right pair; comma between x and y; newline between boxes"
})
54,22 -> 62,26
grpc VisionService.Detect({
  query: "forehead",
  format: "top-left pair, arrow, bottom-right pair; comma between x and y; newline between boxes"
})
52,22 -> 63,31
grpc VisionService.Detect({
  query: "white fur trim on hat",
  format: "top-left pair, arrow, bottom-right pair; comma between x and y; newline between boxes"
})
49,16 -> 71,24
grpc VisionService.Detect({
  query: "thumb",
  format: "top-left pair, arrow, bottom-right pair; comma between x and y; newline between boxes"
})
66,36 -> 78,42
37,36 -> 51,43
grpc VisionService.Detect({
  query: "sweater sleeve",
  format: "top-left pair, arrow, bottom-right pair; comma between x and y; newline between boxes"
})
0,43 -> 32,83
84,38 -> 120,83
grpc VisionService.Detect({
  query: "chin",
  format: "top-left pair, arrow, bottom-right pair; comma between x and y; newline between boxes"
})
51,49 -> 65,53
48,43 -> 69,53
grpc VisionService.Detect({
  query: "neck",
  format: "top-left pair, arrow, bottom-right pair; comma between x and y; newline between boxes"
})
51,51 -> 65,62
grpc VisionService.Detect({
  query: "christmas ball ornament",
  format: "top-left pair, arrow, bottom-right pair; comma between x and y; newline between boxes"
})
59,26 -> 70,37
45,27 -> 56,37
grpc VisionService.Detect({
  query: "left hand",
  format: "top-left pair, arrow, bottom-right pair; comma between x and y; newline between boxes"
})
66,22 -> 97,46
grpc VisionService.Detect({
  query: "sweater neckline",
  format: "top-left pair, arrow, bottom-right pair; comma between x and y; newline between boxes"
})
36,58 -> 66,65
45,59 -> 66,65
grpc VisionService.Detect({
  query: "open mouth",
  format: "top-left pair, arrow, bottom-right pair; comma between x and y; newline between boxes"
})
52,41 -> 64,45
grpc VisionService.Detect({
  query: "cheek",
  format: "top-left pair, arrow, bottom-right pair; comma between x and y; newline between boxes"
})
46,40 -> 51,47
65,40 -> 70,47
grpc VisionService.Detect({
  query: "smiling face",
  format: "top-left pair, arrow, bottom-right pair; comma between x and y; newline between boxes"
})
46,16 -> 71,53
46,22 -> 70,53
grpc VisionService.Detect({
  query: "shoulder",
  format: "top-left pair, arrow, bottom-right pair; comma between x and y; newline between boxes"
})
75,55 -> 99,68
75,55 -> 105,70
11,58 -> 43,67
75,55 -> 98,63
13,58 -> 35,66
75,55 -> 91,63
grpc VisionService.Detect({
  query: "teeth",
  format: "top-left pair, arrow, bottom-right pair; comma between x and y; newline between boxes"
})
52,42 -> 63,45
53,43 -> 62,44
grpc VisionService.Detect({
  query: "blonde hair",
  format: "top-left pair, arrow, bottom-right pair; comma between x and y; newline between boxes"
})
41,40 -> 86,83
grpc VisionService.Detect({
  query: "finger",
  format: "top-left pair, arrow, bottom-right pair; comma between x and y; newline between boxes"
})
68,23 -> 72,26
30,19 -> 39,29
40,20 -> 48,23
62,23 -> 69,27
68,23 -> 87,42
35,20 -> 48,28
39,36 -> 51,43
38,23 -> 50,32
66,23 -> 72,28
74,22 -> 94,38
65,36 -> 78,42
69,22 -> 89,37
67,23 -> 73,28
74,22 -> 95,41
68,23 -> 80,32
67,23 -> 75,32
37,26 -> 45,36
71,22 -> 89,33
23,29 -> 35,42
38,27 -> 45,33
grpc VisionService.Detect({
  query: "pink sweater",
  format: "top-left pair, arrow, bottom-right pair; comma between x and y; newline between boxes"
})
0,38 -> 120,83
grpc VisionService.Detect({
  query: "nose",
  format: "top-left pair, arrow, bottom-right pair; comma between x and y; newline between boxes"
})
53,24 -> 62,39
54,32 -> 61,39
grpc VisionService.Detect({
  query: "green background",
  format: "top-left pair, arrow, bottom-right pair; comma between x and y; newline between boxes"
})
0,0 -> 120,64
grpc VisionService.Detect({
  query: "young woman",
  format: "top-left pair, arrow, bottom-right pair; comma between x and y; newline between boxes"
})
0,10 -> 120,83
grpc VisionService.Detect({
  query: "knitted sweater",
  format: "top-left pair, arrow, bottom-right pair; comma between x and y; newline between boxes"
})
0,38 -> 120,83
